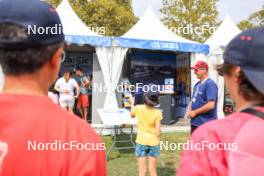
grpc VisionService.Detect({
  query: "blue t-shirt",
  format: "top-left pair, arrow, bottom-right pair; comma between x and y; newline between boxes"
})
191,78 -> 218,126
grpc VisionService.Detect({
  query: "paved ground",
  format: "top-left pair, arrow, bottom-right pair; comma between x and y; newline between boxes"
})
161,118 -> 190,133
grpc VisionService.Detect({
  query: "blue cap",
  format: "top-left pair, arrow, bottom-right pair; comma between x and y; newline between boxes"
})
0,0 -> 65,49
223,27 -> 264,95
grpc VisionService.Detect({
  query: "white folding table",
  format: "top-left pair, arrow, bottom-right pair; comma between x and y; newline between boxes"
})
97,108 -> 137,159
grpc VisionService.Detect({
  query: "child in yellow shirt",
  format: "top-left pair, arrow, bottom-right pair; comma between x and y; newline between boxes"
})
130,89 -> 162,176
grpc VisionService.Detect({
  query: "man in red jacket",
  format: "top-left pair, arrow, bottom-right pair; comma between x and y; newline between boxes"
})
177,27 -> 264,175
0,0 -> 106,175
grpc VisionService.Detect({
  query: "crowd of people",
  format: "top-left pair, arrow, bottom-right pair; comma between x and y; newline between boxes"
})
0,0 -> 264,176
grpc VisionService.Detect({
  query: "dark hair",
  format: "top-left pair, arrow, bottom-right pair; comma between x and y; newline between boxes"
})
0,23 -> 63,75
143,94 -> 159,107
76,66 -> 83,73
63,69 -> 71,75
216,63 -> 264,101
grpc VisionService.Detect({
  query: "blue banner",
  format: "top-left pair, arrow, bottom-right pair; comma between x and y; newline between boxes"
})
114,37 -> 209,54
65,35 -> 112,47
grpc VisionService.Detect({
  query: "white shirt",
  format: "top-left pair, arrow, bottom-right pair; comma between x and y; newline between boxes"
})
55,77 -> 78,98
48,92 -> 59,104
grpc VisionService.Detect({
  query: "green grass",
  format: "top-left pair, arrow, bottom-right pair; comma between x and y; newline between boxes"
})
103,132 -> 189,176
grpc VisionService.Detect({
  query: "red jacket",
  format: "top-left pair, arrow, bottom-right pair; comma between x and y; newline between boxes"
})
177,107 -> 264,176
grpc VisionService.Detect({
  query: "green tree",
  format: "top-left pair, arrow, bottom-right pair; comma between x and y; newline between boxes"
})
45,0 -> 61,7
238,6 -> 264,30
71,0 -> 136,36
46,0 -> 137,36
160,0 -> 220,42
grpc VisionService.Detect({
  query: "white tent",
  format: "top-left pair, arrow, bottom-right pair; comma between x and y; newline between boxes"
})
57,0 -> 99,37
57,0 -> 113,125
57,0 -> 111,46
206,15 -> 241,50
205,15 -> 241,119
117,6 -> 208,53
97,7 -> 209,111
123,6 -> 196,44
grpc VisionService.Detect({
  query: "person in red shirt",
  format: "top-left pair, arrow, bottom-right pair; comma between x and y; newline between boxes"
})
0,0 -> 106,175
177,27 -> 264,175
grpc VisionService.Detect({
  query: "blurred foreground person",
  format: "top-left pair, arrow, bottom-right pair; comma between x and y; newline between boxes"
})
0,0 -> 106,175
178,27 -> 264,176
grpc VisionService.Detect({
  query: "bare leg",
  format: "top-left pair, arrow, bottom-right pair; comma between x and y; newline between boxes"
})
84,107 -> 88,122
68,107 -> 74,114
78,107 -> 83,119
138,157 -> 147,176
149,157 -> 157,176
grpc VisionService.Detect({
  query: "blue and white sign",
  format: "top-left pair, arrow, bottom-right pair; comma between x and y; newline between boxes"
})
115,37 -> 209,54
65,35 -> 112,47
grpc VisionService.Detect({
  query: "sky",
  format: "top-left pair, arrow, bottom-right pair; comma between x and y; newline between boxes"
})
132,0 -> 264,24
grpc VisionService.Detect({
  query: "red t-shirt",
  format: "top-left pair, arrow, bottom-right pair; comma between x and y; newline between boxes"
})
0,94 -> 106,176
177,107 -> 264,176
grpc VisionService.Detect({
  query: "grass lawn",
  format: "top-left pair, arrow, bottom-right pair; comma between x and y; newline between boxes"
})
102,132 -> 189,176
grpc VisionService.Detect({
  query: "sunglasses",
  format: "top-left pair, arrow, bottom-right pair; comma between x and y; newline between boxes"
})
193,68 -> 206,72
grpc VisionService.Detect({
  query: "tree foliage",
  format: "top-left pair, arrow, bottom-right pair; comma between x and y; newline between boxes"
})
46,0 -> 137,36
160,0 -> 220,42
238,6 -> 264,30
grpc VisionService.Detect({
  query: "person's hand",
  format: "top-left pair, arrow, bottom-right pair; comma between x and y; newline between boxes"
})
188,110 -> 197,118
129,96 -> 135,106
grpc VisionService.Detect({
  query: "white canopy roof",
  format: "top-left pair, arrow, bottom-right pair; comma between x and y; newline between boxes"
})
57,0 -> 100,36
205,15 -> 241,50
123,6 -> 196,44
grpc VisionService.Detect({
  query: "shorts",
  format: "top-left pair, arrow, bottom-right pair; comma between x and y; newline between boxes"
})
135,143 -> 160,157
77,94 -> 89,108
59,96 -> 75,108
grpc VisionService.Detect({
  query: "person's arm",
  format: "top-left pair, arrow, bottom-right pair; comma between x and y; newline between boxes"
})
129,96 -> 136,118
74,83 -> 80,98
54,79 -> 64,93
189,101 -> 215,118
155,120 -> 161,137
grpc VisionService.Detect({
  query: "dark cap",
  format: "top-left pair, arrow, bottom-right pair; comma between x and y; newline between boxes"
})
0,0 -> 65,49
223,27 -> 264,94
191,61 -> 209,70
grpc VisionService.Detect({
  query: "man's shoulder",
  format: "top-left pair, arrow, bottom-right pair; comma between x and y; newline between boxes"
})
204,78 -> 216,85
69,78 -> 78,84
193,112 -> 253,141
56,77 -> 63,83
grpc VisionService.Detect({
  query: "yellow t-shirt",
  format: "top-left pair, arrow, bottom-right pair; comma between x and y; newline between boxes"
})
131,105 -> 163,146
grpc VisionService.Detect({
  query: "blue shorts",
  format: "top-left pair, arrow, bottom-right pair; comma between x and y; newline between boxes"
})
135,143 -> 160,157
